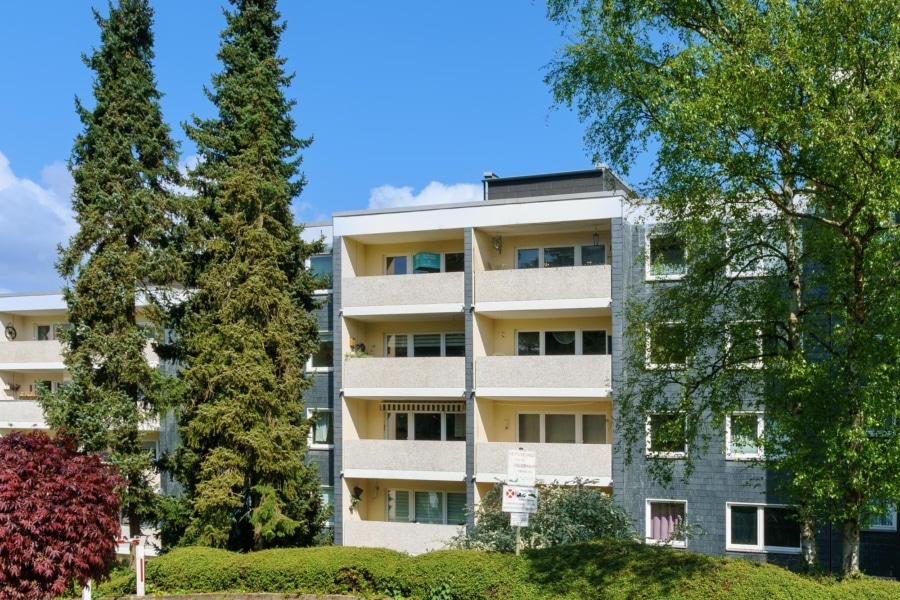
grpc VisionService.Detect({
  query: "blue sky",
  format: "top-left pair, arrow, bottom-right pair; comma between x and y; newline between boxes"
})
0,1 -> 652,293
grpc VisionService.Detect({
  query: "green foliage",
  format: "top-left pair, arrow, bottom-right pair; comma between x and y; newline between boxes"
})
451,481 -> 637,552
45,0 -> 181,539
163,0 -> 326,551
141,541 -> 900,600
546,0 -> 900,574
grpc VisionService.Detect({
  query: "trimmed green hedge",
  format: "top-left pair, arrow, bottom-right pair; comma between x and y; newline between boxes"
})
117,540 -> 899,600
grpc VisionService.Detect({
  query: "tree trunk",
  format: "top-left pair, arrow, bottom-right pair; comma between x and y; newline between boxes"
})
842,518 -> 860,576
128,505 -> 142,539
800,515 -> 818,570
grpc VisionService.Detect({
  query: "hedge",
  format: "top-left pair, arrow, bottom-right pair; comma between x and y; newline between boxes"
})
94,540 -> 900,600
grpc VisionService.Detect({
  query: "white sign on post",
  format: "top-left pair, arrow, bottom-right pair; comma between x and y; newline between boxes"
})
501,485 -> 538,514
510,512 -> 530,527
506,450 -> 536,487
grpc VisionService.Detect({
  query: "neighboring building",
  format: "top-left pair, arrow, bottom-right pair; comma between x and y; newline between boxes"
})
0,291 -> 165,555
330,167 -> 627,554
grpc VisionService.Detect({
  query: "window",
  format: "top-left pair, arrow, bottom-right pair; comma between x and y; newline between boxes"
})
444,252 -> 465,272
646,500 -> 686,547
309,332 -> 333,370
646,413 -> 686,457
727,504 -> 800,553
385,255 -> 408,275
727,322 -> 763,368
310,255 -> 333,289
727,413 -> 764,459
383,401 -> 465,441
864,500 -> 897,532
516,245 -> 606,269
518,413 -> 607,444
516,330 -> 611,356
387,490 -> 466,525
645,322 -> 688,369
646,231 -> 686,280
726,226 -> 781,278
320,487 -> 335,525
309,409 -> 334,447
385,332 -> 465,357
141,441 -> 159,462
35,323 -> 68,341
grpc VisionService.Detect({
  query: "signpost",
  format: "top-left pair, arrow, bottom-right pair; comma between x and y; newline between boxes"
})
503,450 -> 537,555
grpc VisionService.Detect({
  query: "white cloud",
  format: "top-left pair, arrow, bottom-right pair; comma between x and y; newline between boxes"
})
0,152 -> 74,293
367,181 -> 481,209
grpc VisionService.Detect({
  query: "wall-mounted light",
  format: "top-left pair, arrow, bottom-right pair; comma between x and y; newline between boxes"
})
504,418 -> 509,430
593,228 -> 600,246
492,234 -> 503,255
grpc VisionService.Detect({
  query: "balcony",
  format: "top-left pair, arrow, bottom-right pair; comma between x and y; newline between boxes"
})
343,357 -> 466,398
475,265 -> 611,317
342,520 -> 462,555
475,355 -> 611,398
0,399 -> 47,428
342,272 -> 464,319
342,439 -> 466,481
475,442 -> 612,486
0,341 -> 64,370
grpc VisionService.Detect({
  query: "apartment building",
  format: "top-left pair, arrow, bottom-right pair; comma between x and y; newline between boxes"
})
0,291 -> 166,554
329,167 -> 627,554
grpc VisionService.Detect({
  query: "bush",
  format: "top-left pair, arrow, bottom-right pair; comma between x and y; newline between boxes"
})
450,480 -> 637,552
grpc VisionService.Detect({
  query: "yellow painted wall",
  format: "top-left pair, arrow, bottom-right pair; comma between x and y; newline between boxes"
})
358,240 -> 465,277
477,315 -> 612,357
342,237 -> 363,278
475,229 -> 612,272
344,477 -> 466,522
475,398 -> 612,443
344,318 -> 465,358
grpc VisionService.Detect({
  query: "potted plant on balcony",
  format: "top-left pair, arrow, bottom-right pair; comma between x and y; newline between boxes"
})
6,383 -> 19,392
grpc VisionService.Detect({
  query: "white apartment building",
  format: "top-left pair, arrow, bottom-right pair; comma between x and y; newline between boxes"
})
332,167 -> 629,553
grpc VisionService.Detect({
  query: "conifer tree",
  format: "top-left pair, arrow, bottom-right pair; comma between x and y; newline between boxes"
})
168,0 -> 325,550
41,0 -> 182,539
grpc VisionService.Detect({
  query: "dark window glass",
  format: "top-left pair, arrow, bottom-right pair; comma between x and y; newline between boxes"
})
445,252 -> 465,272
447,492 -> 467,525
649,234 -> 686,276
730,506 -> 758,546
310,255 -> 333,288
444,332 -> 465,357
545,414 -> 576,443
387,334 -> 408,358
583,414 -> 607,444
415,491 -> 443,524
648,323 -> 688,366
311,333 -> 333,368
582,244 -> 606,266
545,331 -> 576,355
517,248 -> 539,269
445,413 -> 466,441
544,246 -> 575,267
386,255 -> 408,275
413,334 -> 441,357
583,330 -> 608,355
517,332 -> 540,356
518,414 -> 540,443
648,413 -> 686,453
764,507 -> 800,549
394,413 -> 408,440
414,413 -> 442,440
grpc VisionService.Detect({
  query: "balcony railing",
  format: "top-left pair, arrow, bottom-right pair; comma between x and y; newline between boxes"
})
475,442 -> 612,484
476,355 -> 611,396
343,272 -> 464,314
342,439 -> 466,479
475,265 -> 610,306
0,399 -> 47,428
343,357 -> 466,396
342,520 -> 462,555
0,340 -> 64,368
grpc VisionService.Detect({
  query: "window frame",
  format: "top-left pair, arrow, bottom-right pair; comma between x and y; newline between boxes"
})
308,254 -> 334,291
384,332 -> 466,358
35,323 -> 69,341
644,322 -> 688,370
383,402 -> 466,442
517,412 -> 608,445
515,245 -> 608,269
515,329 -> 611,356
308,408 -> 335,449
320,486 -> 335,526
646,412 -> 687,458
726,412 -> 764,460
725,225 -> 781,279
307,331 -> 334,372
645,229 -> 686,281
726,503 -> 801,554
646,499 -> 687,548
863,500 -> 898,532
726,321 -> 764,369
386,489 -> 467,525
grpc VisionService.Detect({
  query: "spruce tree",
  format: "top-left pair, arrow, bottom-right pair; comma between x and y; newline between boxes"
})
169,0 -> 325,550
42,0 -> 182,538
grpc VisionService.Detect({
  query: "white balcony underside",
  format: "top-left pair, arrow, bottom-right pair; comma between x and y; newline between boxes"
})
343,469 -> 467,482
342,520 -> 462,555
